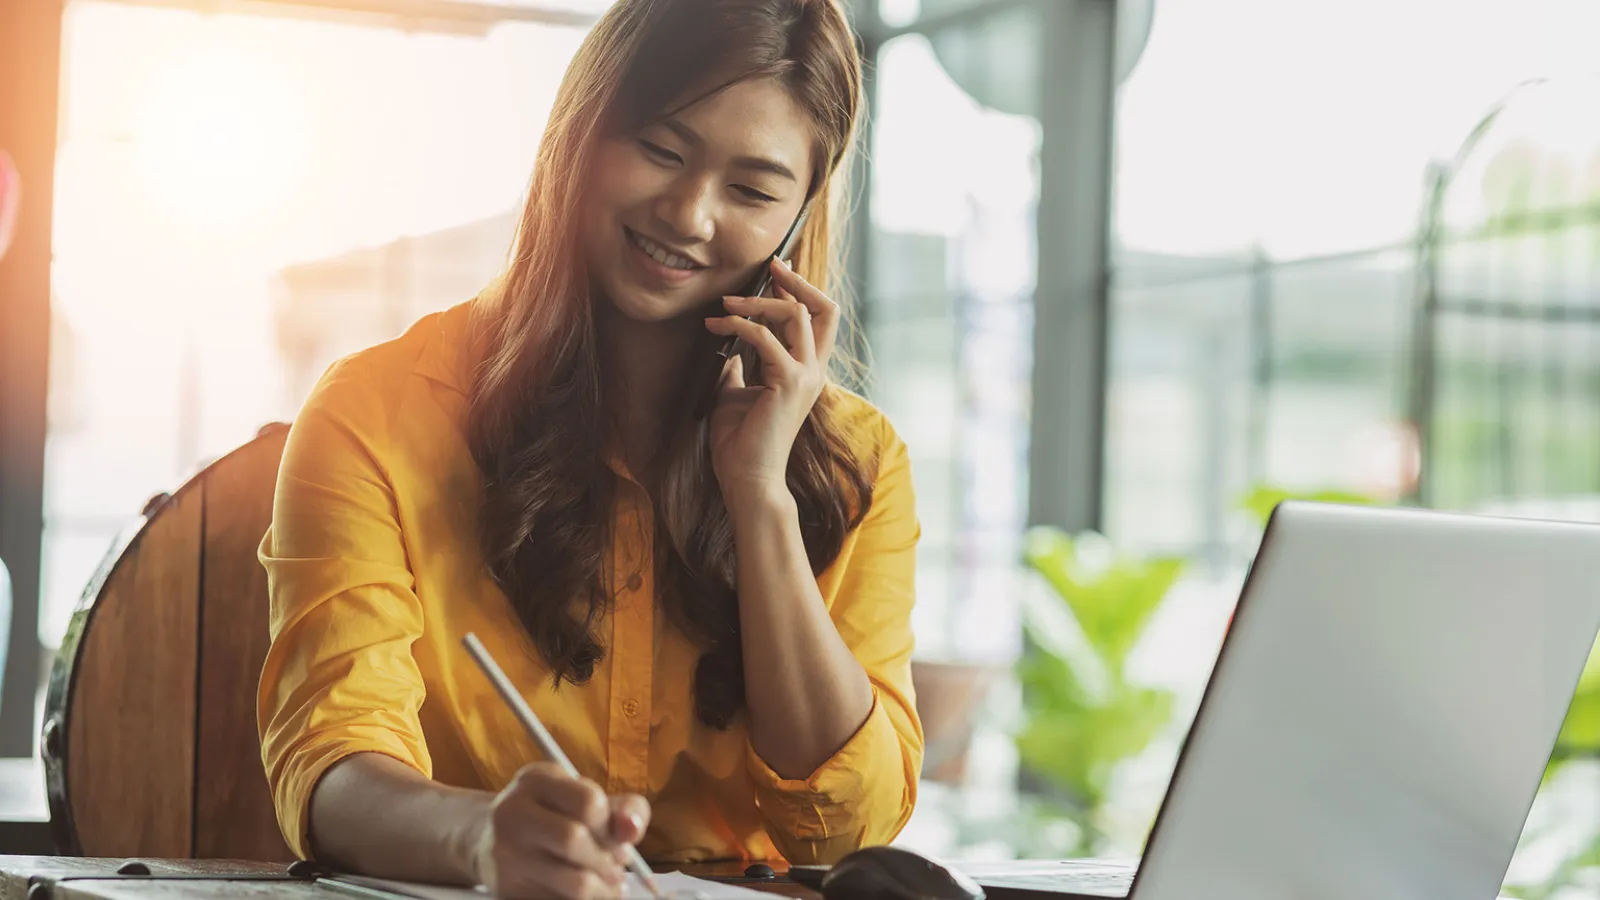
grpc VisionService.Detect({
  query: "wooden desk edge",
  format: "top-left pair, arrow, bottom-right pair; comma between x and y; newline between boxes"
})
0,857 -> 818,900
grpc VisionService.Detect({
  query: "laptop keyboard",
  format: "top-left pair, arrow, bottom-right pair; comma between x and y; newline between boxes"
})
981,871 -> 1133,888
974,865 -> 1136,898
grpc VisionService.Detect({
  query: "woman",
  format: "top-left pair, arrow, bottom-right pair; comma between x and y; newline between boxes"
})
256,1 -> 923,897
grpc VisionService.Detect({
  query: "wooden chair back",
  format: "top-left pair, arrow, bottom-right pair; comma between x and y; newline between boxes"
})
41,423 -> 293,860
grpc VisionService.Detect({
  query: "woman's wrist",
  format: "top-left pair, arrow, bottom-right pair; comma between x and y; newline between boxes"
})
722,478 -> 798,528
442,790 -> 495,885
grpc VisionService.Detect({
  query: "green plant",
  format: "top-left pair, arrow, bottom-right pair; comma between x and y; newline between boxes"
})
1502,642 -> 1600,899
1553,650 -> 1600,763
1238,484 -> 1381,526
1014,527 -> 1185,856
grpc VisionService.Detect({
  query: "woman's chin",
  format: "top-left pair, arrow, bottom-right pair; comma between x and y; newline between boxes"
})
605,288 -> 705,325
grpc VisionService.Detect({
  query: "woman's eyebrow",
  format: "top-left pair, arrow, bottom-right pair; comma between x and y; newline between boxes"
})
660,118 -> 799,183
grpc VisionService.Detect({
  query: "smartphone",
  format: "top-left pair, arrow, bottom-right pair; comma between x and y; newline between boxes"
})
692,203 -> 812,420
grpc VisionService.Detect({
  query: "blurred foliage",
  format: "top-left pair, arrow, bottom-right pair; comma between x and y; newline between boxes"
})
1427,407 -> 1600,511
1554,655 -> 1600,760
1014,526 -> 1184,855
1238,484 -> 1380,526
1505,645 -> 1600,900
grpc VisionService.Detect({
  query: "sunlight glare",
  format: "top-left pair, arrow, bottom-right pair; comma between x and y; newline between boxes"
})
137,44 -> 302,230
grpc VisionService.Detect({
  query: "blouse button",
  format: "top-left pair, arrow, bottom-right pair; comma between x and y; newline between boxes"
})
625,573 -> 643,592
623,699 -> 640,717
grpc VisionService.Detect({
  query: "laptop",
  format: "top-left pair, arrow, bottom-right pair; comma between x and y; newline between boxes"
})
814,502 -> 1600,900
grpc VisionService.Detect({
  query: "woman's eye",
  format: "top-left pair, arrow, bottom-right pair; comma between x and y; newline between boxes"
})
735,185 -> 778,204
638,140 -> 681,164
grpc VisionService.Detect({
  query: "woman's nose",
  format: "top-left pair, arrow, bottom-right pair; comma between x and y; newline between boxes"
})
652,178 -> 716,244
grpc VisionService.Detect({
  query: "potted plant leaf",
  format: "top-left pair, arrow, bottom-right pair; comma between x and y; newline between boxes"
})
1013,527 -> 1184,857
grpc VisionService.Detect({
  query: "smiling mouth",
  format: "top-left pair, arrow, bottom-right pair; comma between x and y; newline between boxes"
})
625,227 -> 706,272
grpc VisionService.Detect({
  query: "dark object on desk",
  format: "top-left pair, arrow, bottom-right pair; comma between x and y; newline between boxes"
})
820,847 -> 983,900
41,422 -> 295,861
661,860 -> 792,885
789,865 -> 828,890
288,860 -> 329,879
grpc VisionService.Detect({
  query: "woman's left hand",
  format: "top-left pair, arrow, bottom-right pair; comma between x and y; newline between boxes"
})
704,257 -> 840,504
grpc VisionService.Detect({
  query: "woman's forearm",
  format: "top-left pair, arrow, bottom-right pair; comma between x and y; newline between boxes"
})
730,486 -> 874,779
309,752 -> 490,882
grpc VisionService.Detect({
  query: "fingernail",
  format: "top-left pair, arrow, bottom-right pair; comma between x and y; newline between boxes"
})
627,813 -> 645,833
774,256 -> 791,269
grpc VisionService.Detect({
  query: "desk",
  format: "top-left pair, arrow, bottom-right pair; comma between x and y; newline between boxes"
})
0,856 -> 1527,900
0,857 -> 819,900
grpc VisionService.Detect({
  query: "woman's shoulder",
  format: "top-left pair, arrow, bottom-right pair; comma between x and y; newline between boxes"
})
284,296 -> 485,483
300,294 -> 483,421
823,386 -> 918,538
824,385 -> 910,470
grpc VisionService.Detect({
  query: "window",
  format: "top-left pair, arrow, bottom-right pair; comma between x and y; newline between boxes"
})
43,1 -> 591,649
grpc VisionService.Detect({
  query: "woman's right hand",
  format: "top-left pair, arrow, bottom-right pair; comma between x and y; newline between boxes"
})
468,762 -> 652,900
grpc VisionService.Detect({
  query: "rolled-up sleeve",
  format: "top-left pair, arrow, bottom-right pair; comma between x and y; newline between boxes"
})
257,358 -> 432,860
747,420 -> 925,863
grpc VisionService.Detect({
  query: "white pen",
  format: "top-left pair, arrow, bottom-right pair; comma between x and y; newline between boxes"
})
462,632 -> 664,900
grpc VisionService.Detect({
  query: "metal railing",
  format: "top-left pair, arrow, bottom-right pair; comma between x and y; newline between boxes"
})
1107,81 -> 1600,563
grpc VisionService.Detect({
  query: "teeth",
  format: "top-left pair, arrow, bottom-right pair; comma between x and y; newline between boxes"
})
629,229 -> 698,271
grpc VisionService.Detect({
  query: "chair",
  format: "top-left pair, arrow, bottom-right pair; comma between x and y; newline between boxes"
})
41,423 -> 293,860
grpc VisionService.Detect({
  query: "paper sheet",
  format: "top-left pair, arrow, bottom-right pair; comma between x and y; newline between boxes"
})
626,871 -> 774,900
327,869 -> 776,900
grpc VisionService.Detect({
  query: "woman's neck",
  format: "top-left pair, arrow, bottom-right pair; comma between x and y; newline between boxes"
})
595,302 -> 703,478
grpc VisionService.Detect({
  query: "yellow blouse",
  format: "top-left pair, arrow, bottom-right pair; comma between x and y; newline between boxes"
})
256,295 -> 924,866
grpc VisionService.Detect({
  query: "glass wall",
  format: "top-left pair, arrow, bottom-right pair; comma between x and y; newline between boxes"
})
859,4 -> 1043,853
1105,1 -> 1600,892
866,15 -> 1039,667
1106,0 -> 1600,557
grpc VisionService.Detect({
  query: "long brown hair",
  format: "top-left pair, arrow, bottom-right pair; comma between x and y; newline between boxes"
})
467,0 -> 874,729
